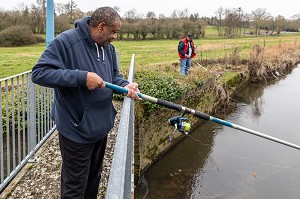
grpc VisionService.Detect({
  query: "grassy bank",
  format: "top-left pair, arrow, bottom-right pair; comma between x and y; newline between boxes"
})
1,33 -> 300,77
1,34 -> 300,118
1,33 -> 300,119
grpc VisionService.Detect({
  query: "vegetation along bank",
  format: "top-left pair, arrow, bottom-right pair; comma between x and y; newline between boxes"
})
133,39 -> 300,181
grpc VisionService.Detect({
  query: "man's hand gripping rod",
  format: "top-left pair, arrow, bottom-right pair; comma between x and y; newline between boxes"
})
104,81 -> 300,151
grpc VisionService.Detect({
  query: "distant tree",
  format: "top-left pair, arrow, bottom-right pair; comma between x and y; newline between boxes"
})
274,15 -> 286,35
195,19 -> 207,38
138,20 -> 148,40
146,11 -> 156,19
170,8 -> 190,19
223,8 -> 245,37
189,13 -> 199,22
0,10 -> 14,30
170,20 -> 183,39
182,20 -> 194,35
36,0 -> 46,33
2,2 -> 300,42
163,19 -> 173,39
170,10 -> 179,19
123,9 -> 137,39
251,8 -> 271,36
65,0 -> 83,24
215,7 -> 224,36
242,13 -> 251,36
30,3 -> 44,34
291,13 -> 300,31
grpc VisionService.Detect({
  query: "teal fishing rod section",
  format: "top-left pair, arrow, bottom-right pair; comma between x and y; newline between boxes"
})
104,82 -> 300,151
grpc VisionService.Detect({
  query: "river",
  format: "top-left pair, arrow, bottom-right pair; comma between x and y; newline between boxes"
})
135,65 -> 300,199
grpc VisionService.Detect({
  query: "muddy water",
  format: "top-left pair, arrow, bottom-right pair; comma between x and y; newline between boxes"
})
135,65 -> 300,199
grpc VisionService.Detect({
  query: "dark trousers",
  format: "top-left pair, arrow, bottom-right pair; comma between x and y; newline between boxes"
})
59,133 -> 107,199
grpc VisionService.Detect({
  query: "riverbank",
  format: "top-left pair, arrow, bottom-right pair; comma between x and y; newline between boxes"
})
135,47 -> 300,176
135,64 -> 300,199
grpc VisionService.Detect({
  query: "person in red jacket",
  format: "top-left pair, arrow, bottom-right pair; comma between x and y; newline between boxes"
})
178,34 -> 196,76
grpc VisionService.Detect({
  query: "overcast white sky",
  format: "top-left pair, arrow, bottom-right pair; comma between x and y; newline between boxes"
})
1,0 -> 299,19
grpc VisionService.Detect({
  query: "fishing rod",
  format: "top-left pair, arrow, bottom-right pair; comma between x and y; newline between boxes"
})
104,81 -> 300,151
193,60 -> 208,71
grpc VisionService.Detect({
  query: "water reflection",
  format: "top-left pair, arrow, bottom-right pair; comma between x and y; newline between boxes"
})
135,66 -> 300,199
135,121 -> 217,199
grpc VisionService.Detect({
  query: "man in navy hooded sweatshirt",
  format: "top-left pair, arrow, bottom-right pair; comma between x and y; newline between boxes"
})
32,7 -> 140,199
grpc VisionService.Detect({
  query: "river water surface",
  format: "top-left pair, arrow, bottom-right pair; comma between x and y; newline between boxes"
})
135,65 -> 300,199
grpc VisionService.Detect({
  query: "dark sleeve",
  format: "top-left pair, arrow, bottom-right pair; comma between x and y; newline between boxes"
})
31,38 -> 87,88
178,41 -> 185,56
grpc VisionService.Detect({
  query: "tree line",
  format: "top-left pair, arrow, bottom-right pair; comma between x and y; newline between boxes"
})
0,0 -> 300,40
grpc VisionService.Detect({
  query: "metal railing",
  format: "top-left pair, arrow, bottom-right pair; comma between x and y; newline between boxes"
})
0,71 -> 56,192
0,52 -> 134,197
105,54 -> 135,199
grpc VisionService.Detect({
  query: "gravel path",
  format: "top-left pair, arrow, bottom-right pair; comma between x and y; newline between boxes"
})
2,101 -> 122,199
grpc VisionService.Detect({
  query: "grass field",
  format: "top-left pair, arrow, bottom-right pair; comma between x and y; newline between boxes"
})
0,44 -> 46,79
1,32 -> 300,79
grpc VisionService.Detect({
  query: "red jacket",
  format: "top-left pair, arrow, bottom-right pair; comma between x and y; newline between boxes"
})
178,38 -> 196,59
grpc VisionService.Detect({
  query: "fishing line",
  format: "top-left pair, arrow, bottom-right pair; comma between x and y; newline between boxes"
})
105,81 -> 300,150
105,81 -> 300,197
187,134 -> 300,171
231,89 -> 252,104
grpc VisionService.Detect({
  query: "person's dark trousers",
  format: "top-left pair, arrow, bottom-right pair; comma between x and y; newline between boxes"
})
59,133 -> 108,199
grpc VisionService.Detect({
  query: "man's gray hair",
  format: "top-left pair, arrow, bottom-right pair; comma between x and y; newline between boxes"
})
89,7 -> 121,27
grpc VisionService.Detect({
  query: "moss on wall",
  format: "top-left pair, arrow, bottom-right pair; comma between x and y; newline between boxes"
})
135,70 -> 250,174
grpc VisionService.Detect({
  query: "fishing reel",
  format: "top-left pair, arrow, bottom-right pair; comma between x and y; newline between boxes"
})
168,115 -> 191,141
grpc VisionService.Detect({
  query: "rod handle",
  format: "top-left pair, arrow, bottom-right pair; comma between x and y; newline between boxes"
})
104,81 -> 143,98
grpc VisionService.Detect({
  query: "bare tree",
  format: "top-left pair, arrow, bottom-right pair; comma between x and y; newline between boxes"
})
215,7 -> 224,36
274,15 -> 286,35
251,8 -> 271,36
123,9 -> 137,39
224,8 -> 237,37
65,0 -> 82,24
138,20 -> 148,40
30,3 -> 44,34
291,13 -> 300,31
242,13 -> 251,36
223,7 -> 246,37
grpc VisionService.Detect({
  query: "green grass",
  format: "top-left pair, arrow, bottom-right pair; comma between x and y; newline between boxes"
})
0,43 -> 46,79
205,26 -> 219,37
1,32 -> 300,79
114,34 -> 300,69
114,40 -> 179,69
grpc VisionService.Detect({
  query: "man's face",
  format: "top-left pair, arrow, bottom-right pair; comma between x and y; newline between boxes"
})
187,36 -> 193,42
97,19 -> 121,46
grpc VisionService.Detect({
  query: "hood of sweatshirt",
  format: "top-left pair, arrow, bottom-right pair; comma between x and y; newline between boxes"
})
75,17 -> 106,63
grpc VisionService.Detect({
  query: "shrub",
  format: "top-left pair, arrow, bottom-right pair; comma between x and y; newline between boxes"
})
33,35 -> 46,43
0,25 -> 39,47
135,71 -> 190,114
